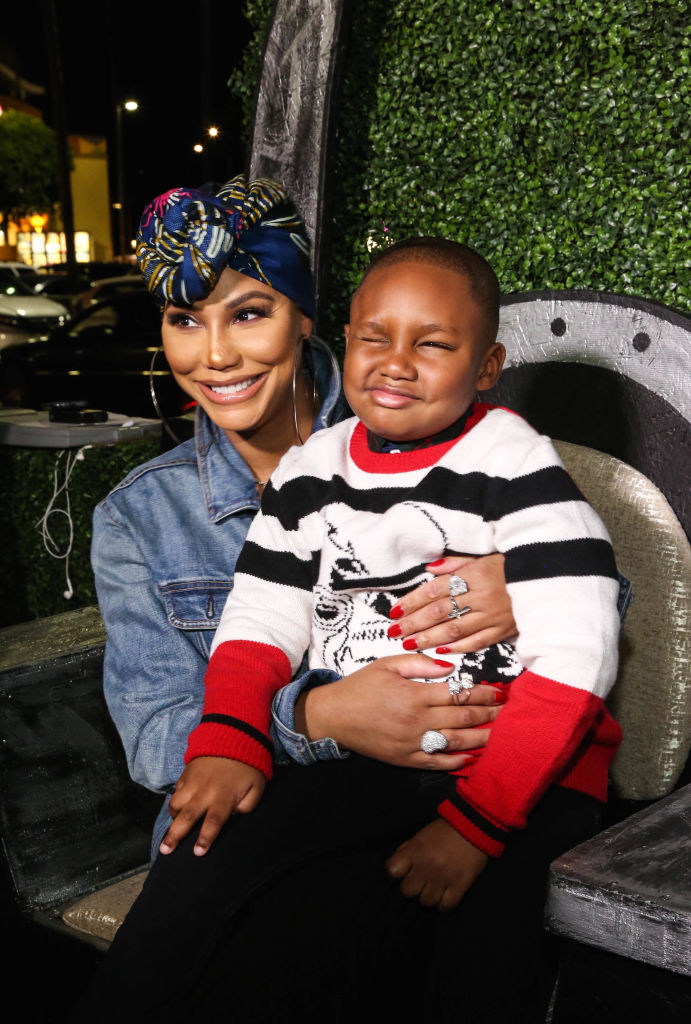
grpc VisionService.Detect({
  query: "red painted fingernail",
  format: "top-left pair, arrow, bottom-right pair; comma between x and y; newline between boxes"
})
403,638 -> 418,650
426,559 -> 445,567
390,604 -> 405,619
493,688 -> 508,704
435,646 -> 452,654
387,623 -> 402,638
433,659 -> 454,668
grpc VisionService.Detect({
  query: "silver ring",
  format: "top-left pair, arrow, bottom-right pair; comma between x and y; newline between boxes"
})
421,729 -> 449,754
448,597 -> 472,619
448,674 -> 475,702
449,575 -> 469,597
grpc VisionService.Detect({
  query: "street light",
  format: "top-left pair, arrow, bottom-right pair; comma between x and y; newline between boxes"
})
114,99 -> 138,257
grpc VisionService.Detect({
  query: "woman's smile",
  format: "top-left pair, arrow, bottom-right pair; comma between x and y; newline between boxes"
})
197,373 -> 268,403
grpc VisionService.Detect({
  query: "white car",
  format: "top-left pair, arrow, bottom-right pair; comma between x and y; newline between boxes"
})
0,268 -> 70,350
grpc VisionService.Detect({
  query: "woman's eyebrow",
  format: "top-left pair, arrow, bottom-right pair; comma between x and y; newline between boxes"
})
169,290 -> 273,313
224,290 -> 274,309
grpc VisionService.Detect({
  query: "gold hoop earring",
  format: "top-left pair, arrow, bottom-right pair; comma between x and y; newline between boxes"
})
292,336 -> 318,445
149,346 -> 183,446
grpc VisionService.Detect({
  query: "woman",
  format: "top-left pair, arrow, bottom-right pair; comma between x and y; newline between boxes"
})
80,178 -> 592,1023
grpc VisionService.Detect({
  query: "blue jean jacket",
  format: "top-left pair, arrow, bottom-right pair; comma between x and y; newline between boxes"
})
92,339 -> 347,853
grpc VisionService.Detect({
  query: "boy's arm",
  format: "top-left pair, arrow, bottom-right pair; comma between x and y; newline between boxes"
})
185,472 -> 321,772
438,435 -> 621,857
159,756 -> 265,856
386,818 -> 488,910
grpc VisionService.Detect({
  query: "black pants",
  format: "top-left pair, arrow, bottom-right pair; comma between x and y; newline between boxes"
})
72,757 -> 601,1023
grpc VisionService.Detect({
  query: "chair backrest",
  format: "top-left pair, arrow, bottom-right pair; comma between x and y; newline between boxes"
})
0,608 -> 159,912
554,440 -> 691,801
493,289 -> 691,542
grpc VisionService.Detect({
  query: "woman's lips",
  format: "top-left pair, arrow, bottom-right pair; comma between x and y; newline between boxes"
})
368,386 -> 419,408
197,373 -> 267,404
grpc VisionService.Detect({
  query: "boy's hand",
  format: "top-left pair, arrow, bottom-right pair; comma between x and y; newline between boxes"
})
160,757 -> 265,858
385,818 -> 488,910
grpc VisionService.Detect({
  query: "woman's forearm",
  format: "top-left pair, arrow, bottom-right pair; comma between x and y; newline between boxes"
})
297,653 -> 503,770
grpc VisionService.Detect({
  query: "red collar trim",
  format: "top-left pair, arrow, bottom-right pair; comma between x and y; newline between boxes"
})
349,403 -> 495,473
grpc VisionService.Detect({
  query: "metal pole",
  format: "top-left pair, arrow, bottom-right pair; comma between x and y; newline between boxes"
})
41,0 -> 78,284
115,103 -> 125,257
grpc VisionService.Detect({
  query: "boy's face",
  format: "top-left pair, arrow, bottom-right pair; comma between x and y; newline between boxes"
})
343,261 -> 505,442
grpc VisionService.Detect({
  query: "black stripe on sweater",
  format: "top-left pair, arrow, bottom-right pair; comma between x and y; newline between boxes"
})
446,791 -> 511,843
200,714 -> 274,755
488,466 -> 585,519
505,538 -> 618,583
262,466 -> 586,532
236,541 -> 320,591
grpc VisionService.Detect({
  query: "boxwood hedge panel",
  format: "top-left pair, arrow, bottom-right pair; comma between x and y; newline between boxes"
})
0,438 -> 160,626
234,0 -> 689,356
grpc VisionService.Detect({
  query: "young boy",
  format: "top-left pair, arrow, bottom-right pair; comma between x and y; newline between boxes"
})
162,237 -> 621,909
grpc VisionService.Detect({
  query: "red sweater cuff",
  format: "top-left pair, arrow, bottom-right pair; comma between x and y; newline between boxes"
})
185,717 -> 274,779
438,797 -> 509,857
184,640 -> 292,778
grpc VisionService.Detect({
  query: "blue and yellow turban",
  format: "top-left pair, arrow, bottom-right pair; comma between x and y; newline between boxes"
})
136,176 -> 315,318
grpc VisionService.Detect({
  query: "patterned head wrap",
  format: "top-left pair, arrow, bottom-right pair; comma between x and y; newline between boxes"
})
136,175 -> 315,318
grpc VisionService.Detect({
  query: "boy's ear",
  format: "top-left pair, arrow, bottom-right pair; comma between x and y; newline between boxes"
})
476,343 -> 506,392
344,324 -> 350,347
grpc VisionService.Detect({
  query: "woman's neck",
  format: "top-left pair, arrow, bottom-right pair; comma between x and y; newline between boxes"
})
224,368 -> 318,488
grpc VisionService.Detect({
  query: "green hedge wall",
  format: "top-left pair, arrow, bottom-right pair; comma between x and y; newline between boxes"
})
235,0 -> 689,356
0,438 -> 161,626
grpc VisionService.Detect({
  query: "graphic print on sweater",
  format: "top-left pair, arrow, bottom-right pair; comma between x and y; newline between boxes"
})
312,505 -> 522,686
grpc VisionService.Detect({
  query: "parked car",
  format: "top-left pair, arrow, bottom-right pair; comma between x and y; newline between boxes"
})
42,259 -> 137,280
0,269 -> 70,351
33,272 -> 93,312
0,260 -> 45,289
72,274 -> 146,313
0,290 -> 184,419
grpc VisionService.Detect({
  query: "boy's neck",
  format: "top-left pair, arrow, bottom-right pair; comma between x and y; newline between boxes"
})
365,404 -> 475,454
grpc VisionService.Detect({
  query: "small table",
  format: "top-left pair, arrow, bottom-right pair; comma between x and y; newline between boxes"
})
545,784 -> 691,1021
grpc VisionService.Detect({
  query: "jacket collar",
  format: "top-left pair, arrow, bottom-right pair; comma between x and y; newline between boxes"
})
195,336 -> 343,523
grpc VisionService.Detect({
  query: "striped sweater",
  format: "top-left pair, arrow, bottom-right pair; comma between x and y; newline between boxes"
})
186,404 -> 622,856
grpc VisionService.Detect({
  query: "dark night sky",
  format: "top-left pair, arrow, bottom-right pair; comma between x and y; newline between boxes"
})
2,1 -> 252,247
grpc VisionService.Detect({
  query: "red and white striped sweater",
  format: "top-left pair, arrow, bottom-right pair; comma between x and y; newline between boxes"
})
186,404 -> 621,856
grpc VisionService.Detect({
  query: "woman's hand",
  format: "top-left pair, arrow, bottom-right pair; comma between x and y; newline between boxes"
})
388,553 -> 517,654
296,653 -> 505,771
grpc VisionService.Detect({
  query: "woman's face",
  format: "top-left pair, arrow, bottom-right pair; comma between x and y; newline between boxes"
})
161,268 -> 312,441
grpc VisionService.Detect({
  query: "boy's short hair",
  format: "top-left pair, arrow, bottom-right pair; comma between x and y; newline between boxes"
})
359,237 -> 500,343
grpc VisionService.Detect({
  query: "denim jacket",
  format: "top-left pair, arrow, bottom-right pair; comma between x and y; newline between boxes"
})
92,339 -> 346,852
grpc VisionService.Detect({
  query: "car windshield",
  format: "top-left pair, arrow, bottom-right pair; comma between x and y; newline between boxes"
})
0,270 -> 36,297
69,305 -> 118,336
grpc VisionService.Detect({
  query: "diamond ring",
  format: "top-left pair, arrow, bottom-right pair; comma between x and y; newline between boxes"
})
421,730 -> 449,754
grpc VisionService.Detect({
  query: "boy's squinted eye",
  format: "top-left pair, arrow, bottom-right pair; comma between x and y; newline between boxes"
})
420,340 -> 454,350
